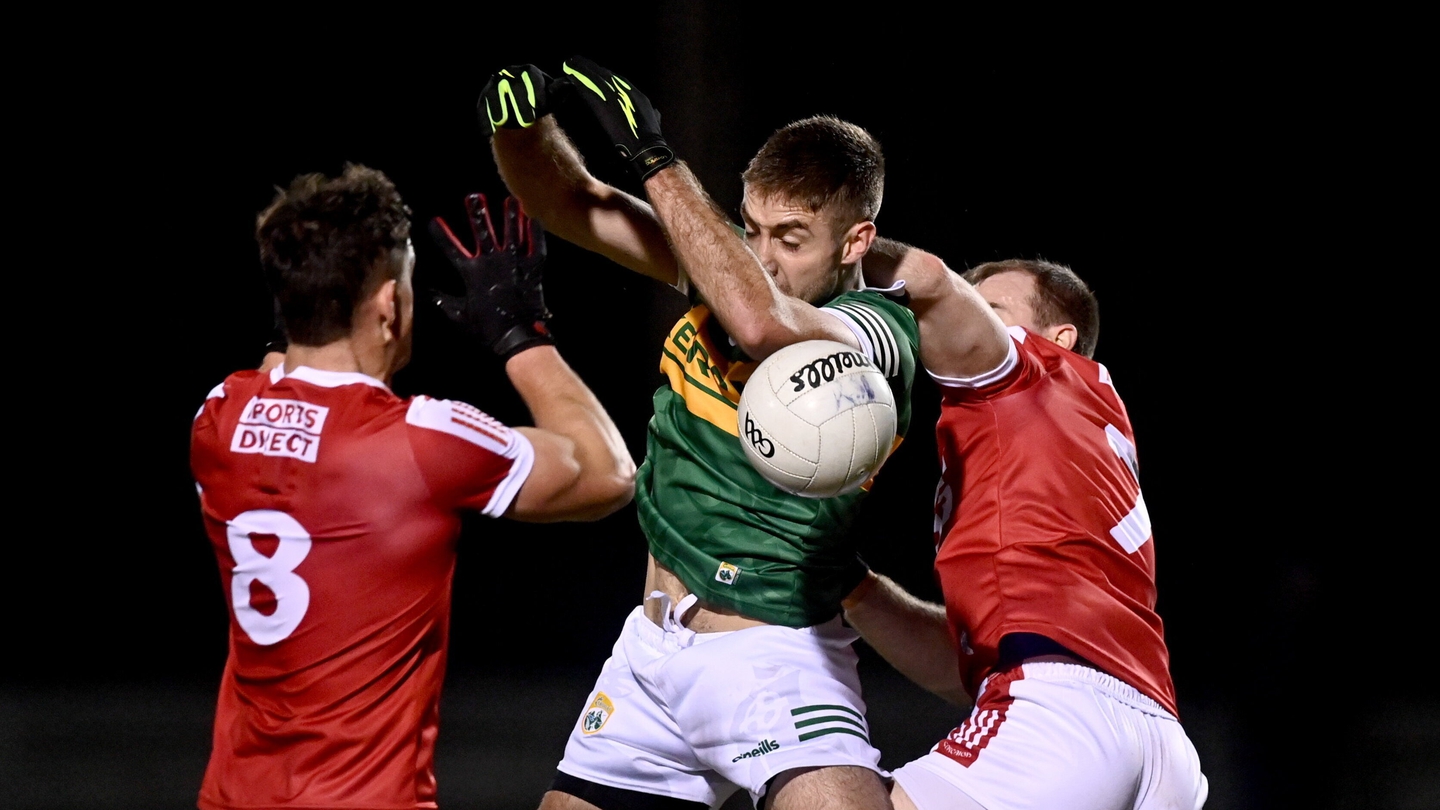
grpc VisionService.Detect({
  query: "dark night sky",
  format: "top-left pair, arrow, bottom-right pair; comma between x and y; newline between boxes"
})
18,8 -> 1425,809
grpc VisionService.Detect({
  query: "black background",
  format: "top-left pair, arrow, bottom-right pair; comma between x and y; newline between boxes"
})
12,7 -> 1430,810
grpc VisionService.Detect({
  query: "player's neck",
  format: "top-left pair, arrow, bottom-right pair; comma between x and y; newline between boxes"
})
284,337 -> 393,384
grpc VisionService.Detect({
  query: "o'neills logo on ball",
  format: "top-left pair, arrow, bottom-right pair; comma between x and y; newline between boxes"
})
789,350 -> 872,392
582,692 -> 615,735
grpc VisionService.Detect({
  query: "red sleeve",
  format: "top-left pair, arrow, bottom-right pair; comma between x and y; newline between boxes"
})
404,395 -> 535,516
927,326 -> 1027,394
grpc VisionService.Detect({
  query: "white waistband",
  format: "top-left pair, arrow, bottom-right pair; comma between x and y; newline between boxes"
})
1019,661 -> 1174,719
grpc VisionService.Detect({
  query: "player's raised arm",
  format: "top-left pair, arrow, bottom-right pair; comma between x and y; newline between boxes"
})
863,238 -> 1012,380
481,64 -> 680,286
559,56 -> 857,361
430,194 -> 635,522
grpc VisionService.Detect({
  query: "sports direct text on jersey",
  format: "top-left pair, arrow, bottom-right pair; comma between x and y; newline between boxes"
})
230,396 -> 329,463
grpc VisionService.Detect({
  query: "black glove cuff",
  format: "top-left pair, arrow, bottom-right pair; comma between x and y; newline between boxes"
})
494,323 -> 556,360
633,144 -> 677,181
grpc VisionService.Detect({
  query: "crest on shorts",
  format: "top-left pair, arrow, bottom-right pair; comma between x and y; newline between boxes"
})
582,691 -> 615,735
715,561 -> 741,585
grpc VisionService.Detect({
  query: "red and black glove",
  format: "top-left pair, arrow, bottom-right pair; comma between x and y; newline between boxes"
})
428,194 -> 553,360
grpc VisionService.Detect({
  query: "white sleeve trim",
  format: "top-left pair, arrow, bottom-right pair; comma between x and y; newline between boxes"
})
928,334 -> 1019,389
405,396 -> 535,517
483,431 -> 534,517
819,307 -> 874,360
195,382 -> 227,420
824,301 -> 902,377
672,265 -> 691,296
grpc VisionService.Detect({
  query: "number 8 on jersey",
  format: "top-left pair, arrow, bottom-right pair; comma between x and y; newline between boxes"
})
227,509 -> 312,646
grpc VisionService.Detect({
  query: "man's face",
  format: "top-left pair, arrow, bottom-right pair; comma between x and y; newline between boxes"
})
974,270 -> 1042,332
974,269 -> 1078,352
740,190 -> 855,305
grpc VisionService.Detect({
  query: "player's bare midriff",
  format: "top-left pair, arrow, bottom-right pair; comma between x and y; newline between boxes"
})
643,555 -> 769,632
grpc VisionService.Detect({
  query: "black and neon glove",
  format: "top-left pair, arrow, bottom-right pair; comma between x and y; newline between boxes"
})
428,194 -> 554,360
478,64 -> 554,133
559,55 -> 675,181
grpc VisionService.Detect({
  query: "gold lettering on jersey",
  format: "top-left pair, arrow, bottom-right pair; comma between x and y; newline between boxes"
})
230,396 -> 328,463
659,306 -> 756,437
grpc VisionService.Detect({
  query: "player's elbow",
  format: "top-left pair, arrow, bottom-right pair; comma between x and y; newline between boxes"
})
896,250 -> 954,302
590,470 -> 637,519
566,454 -> 637,521
728,308 -> 798,362
583,453 -> 638,516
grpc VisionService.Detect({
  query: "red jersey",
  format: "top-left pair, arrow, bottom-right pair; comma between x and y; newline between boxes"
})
190,365 -> 533,809
931,327 -> 1177,716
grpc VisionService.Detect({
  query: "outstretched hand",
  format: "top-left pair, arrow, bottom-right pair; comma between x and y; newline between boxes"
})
428,194 -> 554,360
556,55 -> 675,181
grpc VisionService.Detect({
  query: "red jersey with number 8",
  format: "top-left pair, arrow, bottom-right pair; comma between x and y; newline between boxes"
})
931,327 -> 1177,716
190,365 -> 533,809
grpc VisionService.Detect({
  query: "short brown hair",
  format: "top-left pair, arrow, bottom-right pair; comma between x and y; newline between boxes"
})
741,115 -> 884,226
256,164 -> 411,346
965,259 -> 1101,358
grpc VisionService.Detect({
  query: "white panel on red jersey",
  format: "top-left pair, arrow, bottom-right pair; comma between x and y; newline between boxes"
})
230,397 -> 329,463
405,396 -> 535,517
195,381 -> 227,420
1110,493 -> 1153,554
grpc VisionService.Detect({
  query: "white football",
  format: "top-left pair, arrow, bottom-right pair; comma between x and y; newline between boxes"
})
737,339 -> 897,498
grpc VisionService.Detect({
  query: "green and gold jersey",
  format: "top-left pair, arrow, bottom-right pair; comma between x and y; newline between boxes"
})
635,289 -> 919,627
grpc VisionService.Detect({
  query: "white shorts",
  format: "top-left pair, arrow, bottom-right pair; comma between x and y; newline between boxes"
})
893,661 -> 1208,810
556,599 -> 886,807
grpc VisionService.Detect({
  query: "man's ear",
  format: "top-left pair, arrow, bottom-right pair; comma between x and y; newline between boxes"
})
841,220 -> 877,265
1046,323 -> 1079,352
373,279 -> 399,342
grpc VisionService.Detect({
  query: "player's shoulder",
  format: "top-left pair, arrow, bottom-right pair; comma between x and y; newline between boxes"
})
1011,326 -> 1101,374
193,368 -> 266,422
403,395 -> 526,459
825,286 -> 916,329
1007,327 -> 1121,405
822,287 -> 918,377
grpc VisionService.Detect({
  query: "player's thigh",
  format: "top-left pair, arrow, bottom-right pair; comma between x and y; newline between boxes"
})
1136,716 -> 1208,810
764,765 -> 892,810
555,608 -> 725,805
891,769 -> 985,810
652,620 -> 885,800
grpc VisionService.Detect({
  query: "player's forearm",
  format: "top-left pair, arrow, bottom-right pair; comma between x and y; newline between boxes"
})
844,572 -> 971,708
644,164 -> 837,359
493,120 -> 679,285
506,346 -> 636,519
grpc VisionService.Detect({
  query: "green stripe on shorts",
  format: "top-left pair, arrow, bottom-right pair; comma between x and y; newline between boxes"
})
790,704 -> 864,720
797,726 -> 870,743
794,714 -> 866,731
